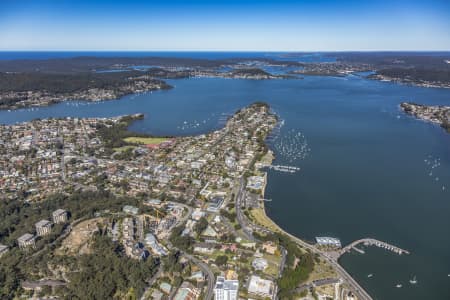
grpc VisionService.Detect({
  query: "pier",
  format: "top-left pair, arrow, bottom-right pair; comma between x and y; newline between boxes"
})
339,238 -> 410,257
265,164 -> 300,173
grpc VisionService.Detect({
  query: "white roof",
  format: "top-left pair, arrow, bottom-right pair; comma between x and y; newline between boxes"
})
35,219 -> 52,227
53,209 -> 67,216
18,233 -> 35,242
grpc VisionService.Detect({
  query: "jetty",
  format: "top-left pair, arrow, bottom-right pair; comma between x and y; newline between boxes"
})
339,238 -> 410,257
265,164 -> 300,173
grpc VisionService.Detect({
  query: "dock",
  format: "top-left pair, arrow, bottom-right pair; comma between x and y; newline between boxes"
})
339,238 -> 410,257
265,164 -> 300,173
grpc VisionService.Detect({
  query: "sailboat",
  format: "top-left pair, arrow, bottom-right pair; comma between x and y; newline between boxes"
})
409,276 -> 418,285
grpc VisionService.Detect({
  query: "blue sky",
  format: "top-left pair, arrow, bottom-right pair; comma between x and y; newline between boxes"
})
0,0 -> 449,51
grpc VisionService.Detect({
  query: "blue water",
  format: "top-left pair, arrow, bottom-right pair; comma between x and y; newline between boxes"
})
0,51 -> 335,62
1,67 -> 450,299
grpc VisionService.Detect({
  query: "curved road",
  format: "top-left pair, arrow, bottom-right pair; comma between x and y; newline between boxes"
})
184,253 -> 215,300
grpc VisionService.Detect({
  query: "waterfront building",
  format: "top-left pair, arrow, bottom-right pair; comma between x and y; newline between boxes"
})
0,244 -> 9,257
35,220 -> 53,236
246,175 -> 265,191
17,233 -> 36,249
214,276 -> 239,300
315,237 -> 342,248
52,209 -> 68,224
248,275 -> 275,299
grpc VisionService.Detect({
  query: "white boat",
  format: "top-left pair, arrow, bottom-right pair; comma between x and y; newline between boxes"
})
409,276 -> 417,285
367,274 -> 373,278
396,284 -> 402,288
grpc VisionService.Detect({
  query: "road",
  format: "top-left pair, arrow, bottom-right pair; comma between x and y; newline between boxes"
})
233,176 -> 373,300
184,253 -> 215,300
164,203 -> 215,300
140,263 -> 163,300
235,177 -> 258,242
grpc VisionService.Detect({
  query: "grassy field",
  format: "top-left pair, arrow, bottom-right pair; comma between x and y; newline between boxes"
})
249,208 -> 281,233
113,145 -> 135,152
124,136 -> 169,145
263,253 -> 282,277
308,258 -> 338,281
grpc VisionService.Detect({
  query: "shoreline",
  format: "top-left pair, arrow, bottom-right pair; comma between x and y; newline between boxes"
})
255,147 -> 374,299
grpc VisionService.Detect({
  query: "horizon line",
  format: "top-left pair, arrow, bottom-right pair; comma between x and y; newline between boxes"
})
1,49 -> 450,53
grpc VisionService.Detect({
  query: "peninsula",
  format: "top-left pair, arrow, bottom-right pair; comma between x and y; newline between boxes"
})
0,103 -> 367,300
400,102 -> 450,133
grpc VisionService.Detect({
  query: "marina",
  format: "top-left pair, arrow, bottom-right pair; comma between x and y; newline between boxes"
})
340,238 -> 410,257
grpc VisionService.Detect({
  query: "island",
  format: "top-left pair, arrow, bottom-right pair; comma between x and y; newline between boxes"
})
400,102 -> 450,133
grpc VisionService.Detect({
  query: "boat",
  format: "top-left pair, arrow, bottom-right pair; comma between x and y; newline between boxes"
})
409,276 -> 418,285
396,284 -> 402,288
367,274 -> 373,278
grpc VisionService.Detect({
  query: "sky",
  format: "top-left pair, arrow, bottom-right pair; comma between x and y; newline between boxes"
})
0,0 -> 449,51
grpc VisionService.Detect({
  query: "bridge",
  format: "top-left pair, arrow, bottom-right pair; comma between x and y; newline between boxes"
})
338,238 -> 410,257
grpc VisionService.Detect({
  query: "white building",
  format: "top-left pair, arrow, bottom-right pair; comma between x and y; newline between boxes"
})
52,209 -> 68,224
214,276 -> 239,300
315,237 -> 342,248
17,233 -> 36,249
144,233 -> 167,256
35,220 -> 52,236
248,275 -> 275,299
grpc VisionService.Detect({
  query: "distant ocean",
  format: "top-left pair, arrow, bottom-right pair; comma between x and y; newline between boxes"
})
0,51 -> 336,62
0,50 -> 448,62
